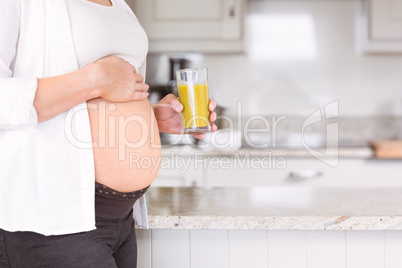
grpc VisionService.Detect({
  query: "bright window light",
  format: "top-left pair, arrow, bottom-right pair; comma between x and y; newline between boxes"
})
248,14 -> 318,61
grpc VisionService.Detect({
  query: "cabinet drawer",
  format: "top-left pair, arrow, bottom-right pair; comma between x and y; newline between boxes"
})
359,0 -> 402,53
205,158 -> 402,188
153,158 -> 204,187
126,0 -> 245,53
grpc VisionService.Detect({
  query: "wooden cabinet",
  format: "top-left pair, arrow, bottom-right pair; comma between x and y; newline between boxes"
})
125,0 -> 245,53
360,0 -> 402,53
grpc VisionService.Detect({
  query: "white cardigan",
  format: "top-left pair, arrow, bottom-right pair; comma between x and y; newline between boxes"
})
0,0 -> 148,236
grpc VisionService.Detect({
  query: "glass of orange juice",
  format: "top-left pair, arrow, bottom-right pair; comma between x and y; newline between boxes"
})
176,68 -> 211,134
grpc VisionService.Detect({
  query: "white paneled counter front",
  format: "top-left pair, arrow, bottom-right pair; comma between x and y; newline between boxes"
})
137,187 -> 402,268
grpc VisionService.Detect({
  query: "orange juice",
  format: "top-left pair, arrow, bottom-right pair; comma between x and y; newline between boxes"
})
178,83 -> 210,131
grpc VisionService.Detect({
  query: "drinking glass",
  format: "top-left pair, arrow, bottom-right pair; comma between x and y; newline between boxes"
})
176,68 -> 211,133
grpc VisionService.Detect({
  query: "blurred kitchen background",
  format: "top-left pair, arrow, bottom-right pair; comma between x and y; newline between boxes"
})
126,1 -> 402,266
124,0 -> 402,188
127,0 -> 402,149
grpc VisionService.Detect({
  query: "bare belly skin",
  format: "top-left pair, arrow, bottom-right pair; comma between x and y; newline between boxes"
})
87,98 -> 161,192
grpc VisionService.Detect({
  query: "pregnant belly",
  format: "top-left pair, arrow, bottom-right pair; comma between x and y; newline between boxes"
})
87,98 -> 161,192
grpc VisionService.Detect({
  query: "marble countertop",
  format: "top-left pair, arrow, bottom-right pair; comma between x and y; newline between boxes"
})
145,186 -> 402,230
161,146 -> 373,159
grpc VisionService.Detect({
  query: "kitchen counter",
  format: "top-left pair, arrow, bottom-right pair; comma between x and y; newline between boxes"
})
161,146 -> 373,159
145,186 -> 402,230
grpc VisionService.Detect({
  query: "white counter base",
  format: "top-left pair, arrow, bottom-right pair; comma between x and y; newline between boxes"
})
137,229 -> 402,268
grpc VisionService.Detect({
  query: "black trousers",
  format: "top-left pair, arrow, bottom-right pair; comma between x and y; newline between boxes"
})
0,211 -> 137,268
0,183 -> 148,268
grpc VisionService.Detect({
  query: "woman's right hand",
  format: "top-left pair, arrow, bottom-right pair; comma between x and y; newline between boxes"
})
92,56 -> 149,102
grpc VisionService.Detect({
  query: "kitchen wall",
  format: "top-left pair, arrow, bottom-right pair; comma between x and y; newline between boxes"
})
205,0 -> 402,117
148,0 -> 402,117
146,0 -> 402,145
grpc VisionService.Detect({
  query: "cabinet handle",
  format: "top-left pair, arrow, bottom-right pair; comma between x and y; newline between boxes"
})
228,0 -> 236,17
287,170 -> 323,181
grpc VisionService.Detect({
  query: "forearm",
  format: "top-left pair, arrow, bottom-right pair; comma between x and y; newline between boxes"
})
34,64 -> 100,123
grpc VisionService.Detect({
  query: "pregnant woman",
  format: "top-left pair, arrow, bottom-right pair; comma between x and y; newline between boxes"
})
0,0 -> 216,267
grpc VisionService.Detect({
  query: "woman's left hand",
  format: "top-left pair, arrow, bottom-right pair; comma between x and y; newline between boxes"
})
153,94 -> 218,139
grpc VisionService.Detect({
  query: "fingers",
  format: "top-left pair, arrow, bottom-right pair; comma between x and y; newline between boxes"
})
130,64 -> 137,74
209,99 -> 217,111
122,58 -> 136,74
131,91 -> 149,101
133,73 -> 144,84
134,82 -> 149,92
130,82 -> 149,100
109,55 -> 137,72
210,111 -> 217,122
170,98 -> 183,112
210,123 -> 218,132
191,133 -> 204,140
190,123 -> 217,140
161,94 -> 183,112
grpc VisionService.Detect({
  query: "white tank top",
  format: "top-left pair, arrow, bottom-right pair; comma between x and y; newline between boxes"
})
66,0 -> 148,74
